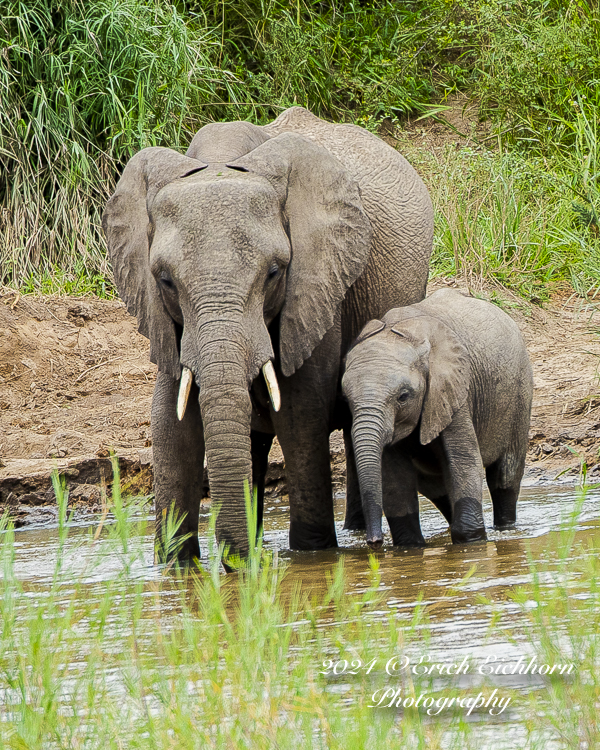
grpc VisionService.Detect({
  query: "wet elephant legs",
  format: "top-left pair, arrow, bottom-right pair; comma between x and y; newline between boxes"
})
382,444 -> 424,546
251,431 -> 274,535
490,486 -> 518,528
440,409 -> 487,544
152,372 -> 205,562
486,456 -> 522,529
272,327 -> 341,550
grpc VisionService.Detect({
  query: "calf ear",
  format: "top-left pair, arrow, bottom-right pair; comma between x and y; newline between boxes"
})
386,310 -> 471,445
417,317 -> 471,445
354,319 -> 385,345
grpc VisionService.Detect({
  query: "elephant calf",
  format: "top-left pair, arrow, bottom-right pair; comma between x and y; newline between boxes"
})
342,289 -> 533,548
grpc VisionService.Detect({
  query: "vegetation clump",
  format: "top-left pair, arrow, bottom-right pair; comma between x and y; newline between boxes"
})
0,0 -> 599,296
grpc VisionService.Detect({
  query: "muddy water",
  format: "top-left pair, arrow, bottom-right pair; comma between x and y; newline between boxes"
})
7,485 -> 600,746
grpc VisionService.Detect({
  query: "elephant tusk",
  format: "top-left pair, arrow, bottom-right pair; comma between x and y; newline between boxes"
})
177,367 -> 193,421
262,361 -> 281,412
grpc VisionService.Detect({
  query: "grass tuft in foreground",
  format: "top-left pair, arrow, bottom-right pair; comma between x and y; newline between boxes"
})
0,474 -> 459,748
513,493 -> 600,748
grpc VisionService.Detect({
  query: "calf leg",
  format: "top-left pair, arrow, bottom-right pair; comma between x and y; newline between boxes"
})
441,407 -> 487,544
382,444 -> 424,547
486,454 -> 523,529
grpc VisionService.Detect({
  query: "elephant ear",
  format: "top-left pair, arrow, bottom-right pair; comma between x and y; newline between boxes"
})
354,319 -> 385,346
385,311 -> 471,445
102,147 -> 207,377
231,132 -> 372,377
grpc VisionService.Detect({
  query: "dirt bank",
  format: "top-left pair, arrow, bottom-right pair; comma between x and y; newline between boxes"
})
1,283 -> 599,525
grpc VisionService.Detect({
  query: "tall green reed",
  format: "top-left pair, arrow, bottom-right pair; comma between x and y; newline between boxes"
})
2,462 -> 598,747
0,0 -> 479,292
500,486 -> 600,748
476,0 -> 600,151
400,133 -> 600,301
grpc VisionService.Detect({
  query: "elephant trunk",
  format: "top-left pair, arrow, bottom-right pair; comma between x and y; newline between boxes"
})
195,316 -> 256,557
351,409 -> 387,549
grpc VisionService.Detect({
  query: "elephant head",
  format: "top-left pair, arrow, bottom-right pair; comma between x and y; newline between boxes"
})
342,309 -> 470,546
102,123 -> 372,554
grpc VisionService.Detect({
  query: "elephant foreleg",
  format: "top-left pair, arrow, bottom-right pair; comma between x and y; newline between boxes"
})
152,372 -> 205,563
440,408 -> 487,544
382,445 -> 424,546
271,329 -> 340,551
251,431 -> 274,538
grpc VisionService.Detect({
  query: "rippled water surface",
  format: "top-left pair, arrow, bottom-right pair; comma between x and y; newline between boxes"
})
8,484 -> 600,747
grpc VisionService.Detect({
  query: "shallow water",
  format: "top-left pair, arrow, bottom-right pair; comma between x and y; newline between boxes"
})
7,484 -> 600,747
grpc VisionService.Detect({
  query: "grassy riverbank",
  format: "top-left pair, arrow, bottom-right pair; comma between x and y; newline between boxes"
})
1,0 -> 599,297
406,107 -> 600,301
0,467 -> 597,748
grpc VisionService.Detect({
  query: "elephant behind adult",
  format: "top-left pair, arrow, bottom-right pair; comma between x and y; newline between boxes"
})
102,106 -> 433,560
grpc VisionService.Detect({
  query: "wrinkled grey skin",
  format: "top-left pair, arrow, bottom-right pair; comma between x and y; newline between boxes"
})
342,289 -> 533,548
102,107 -> 433,560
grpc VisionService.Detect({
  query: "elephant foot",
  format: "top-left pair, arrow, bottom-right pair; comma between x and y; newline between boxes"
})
387,513 -> 425,548
493,519 -> 516,531
450,497 -> 487,544
289,520 -> 338,551
154,532 -> 201,566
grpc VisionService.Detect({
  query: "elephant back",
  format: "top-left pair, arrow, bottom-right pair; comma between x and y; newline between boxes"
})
399,288 -> 533,456
187,121 -> 270,163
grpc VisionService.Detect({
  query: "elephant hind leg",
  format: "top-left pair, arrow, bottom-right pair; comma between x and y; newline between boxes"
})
417,474 -> 452,526
429,494 -> 452,525
251,431 -> 274,539
343,427 -> 366,531
486,454 -> 524,529
489,486 -> 518,529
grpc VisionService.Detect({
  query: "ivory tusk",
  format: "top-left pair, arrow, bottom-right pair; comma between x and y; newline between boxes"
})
262,361 -> 281,412
177,367 -> 193,421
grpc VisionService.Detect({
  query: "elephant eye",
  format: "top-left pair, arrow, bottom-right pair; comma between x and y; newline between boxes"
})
159,274 -> 175,291
398,391 -> 410,404
267,264 -> 280,280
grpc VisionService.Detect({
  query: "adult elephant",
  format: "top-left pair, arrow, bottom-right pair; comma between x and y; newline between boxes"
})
102,106 -> 433,561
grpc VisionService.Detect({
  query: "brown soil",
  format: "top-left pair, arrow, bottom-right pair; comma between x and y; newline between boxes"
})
1,283 -> 599,525
381,93 -> 492,152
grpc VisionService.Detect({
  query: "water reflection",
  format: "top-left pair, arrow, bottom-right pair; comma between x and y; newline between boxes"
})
5,486 -> 596,631
8,485 -> 600,598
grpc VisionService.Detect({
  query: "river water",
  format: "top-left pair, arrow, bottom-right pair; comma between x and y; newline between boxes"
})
7,483 -> 600,747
